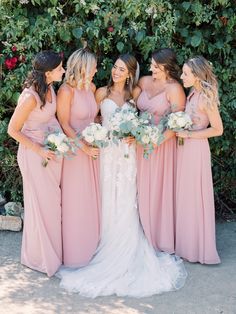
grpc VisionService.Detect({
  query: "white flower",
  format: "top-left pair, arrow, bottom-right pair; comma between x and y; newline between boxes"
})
47,134 -> 57,143
57,133 -> 67,142
84,134 -> 94,143
94,128 -> 108,141
141,135 -> 150,144
176,117 -> 187,128
57,143 -> 69,153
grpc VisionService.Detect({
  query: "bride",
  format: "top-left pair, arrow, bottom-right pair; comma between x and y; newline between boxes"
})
58,54 -> 187,298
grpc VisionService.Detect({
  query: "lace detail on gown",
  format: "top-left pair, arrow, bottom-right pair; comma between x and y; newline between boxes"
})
57,99 -> 187,297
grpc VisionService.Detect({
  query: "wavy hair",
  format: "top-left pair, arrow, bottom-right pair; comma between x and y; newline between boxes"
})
107,54 -> 139,103
186,56 -> 220,108
64,48 -> 97,90
23,51 -> 62,108
152,48 -> 181,83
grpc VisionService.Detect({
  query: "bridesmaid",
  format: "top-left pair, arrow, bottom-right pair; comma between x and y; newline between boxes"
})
8,51 -> 65,276
137,48 -> 186,254
175,56 -> 223,264
57,48 -> 100,267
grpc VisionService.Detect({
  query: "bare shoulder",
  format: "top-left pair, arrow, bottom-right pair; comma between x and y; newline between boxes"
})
18,91 -> 37,110
132,85 -> 142,101
199,94 -> 214,113
58,83 -> 73,96
90,82 -> 96,93
138,76 -> 152,89
166,81 -> 184,94
95,86 -> 107,104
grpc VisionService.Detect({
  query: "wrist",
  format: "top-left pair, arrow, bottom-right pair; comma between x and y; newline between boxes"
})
187,131 -> 192,138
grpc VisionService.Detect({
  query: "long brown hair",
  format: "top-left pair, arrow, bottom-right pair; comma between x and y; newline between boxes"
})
107,54 -> 139,102
152,48 -> 181,83
24,51 -> 62,108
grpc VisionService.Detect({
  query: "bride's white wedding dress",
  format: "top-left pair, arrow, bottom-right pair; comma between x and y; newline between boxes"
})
58,99 -> 187,298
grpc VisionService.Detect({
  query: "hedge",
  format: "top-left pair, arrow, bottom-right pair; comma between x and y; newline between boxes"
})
0,0 -> 235,217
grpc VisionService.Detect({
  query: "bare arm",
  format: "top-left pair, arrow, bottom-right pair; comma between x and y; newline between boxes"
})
57,84 -> 99,158
95,86 -> 107,105
57,85 -> 77,139
162,83 -> 186,143
132,86 -> 141,102
177,100 -> 223,139
8,92 -> 55,160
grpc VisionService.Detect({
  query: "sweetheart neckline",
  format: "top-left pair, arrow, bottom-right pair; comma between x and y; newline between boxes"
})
101,98 -> 128,109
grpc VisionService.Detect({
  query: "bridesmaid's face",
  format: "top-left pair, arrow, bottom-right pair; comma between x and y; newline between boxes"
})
111,59 -> 129,83
181,64 -> 197,88
150,58 -> 166,80
46,62 -> 65,84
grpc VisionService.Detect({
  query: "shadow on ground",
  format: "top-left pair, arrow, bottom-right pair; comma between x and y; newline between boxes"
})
1,222 -> 236,314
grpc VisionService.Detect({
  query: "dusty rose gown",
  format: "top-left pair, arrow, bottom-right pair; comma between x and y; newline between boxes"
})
137,90 -> 177,254
61,88 -> 100,267
17,86 -> 62,277
175,90 -> 220,264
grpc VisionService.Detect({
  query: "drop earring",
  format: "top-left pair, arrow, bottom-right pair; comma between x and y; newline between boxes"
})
126,77 -> 130,85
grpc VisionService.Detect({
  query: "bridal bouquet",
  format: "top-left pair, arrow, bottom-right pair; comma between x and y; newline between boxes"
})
133,112 -> 164,158
167,111 -> 193,145
42,131 -> 73,167
82,123 -> 109,158
108,106 -> 139,158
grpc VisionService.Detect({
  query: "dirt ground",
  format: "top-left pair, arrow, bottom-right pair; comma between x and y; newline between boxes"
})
0,222 -> 236,314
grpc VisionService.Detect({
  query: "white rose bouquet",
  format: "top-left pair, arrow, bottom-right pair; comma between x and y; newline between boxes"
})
82,123 -> 109,158
108,106 -> 139,158
42,131 -> 73,167
167,111 -> 193,145
133,112 -> 164,158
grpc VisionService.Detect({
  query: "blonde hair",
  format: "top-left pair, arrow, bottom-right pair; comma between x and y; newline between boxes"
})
65,48 -> 97,90
186,56 -> 220,108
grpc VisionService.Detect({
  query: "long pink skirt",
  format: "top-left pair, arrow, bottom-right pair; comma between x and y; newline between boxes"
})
175,138 -> 220,264
61,149 -> 100,267
18,145 -> 62,277
137,137 -> 176,254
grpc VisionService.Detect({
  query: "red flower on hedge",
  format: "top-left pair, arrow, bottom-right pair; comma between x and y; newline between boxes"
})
108,26 -> 114,33
11,46 -> 17,52
5,56 -> 18,70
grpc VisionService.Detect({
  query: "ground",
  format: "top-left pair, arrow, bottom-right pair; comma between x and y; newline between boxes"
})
0,222 -> 236,314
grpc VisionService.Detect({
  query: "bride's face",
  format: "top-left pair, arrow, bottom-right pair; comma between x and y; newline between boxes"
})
111,59 -> 129,83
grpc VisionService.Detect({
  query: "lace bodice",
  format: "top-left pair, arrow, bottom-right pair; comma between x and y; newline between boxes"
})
100,98 -> 130,128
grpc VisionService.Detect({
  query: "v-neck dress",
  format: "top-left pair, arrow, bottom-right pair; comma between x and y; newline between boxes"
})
175,90 -> 220,264
136,89 -> 176,254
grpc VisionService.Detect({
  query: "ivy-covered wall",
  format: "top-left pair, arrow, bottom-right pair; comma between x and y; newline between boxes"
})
0,0 -> 235,217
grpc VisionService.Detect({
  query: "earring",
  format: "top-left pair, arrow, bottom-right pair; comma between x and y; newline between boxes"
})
126,77 -> 130,85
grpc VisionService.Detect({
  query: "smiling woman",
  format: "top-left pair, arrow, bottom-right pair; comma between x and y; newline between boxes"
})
137,48 -> 186,255
175,56 -> 223,264
56,48 -> 101,268
57,53 -> 187,298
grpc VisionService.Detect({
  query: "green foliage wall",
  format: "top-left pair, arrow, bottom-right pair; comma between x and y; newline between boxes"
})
0,0 -> 235,216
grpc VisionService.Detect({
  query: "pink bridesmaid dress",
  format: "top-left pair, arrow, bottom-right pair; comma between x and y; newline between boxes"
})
17,86 -> 63,277
61,88 -> 100,267
175,90 -> 220,264
137,90 -> 177,254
